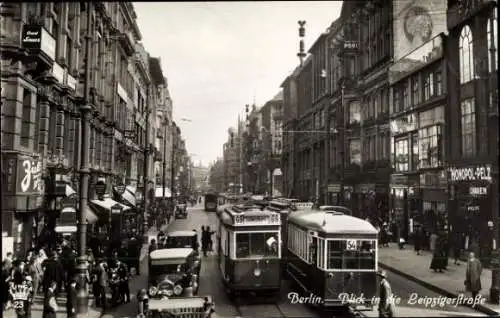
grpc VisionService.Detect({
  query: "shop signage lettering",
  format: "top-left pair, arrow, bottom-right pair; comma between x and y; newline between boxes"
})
21,25 -> 55,61
449,165 -> 492,183
467,205 -> 480,212
95,180 -> 106,197
469,186 -> 488,196
17,157 -> 43,195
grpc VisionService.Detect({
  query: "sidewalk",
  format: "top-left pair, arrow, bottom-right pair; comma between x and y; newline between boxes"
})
379,243 -> 500,316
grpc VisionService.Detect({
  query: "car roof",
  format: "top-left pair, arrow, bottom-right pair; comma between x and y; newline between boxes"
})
149,248 -> 193,260
167,230 -> 196,237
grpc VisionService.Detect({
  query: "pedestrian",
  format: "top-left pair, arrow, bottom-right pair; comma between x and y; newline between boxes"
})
95,259 -> 108,310
430,231 -> 438,252
2,257 -> 13,310
201,226 -> 209,256
377,270 -> 394,317
465,252 -> 482,299
430,235 -> 446,273
128,236 -> 140,275
414,226 -> 422,255
42,281 -> 58,318
206,226 -> 215,252
452,231 -> 463,265
117,261 -> 130,303
149,239 -> 158,255
27,256 -> 40,299
137,289 -> 149,317
42,251 -> 63,295
66,277 -> 77,318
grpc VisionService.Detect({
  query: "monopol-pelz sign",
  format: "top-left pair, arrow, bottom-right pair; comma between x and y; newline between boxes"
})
448,165 -> 492,183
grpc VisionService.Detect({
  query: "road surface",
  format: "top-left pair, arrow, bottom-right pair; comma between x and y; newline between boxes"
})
4,204 -> 486,317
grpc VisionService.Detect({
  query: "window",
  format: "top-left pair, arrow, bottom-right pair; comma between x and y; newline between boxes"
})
412,77 -> 420,106
423,72 -> 434,100
373,91 -> 379,116
403,81 -> 410,109
418,125 -> 442,169
349,101 -> 361,124
236,232 -> 279,258
461,98 -> 476,157
394,137 -> 409,172
393,87 -> 401,113
488,11 -> 498,73
434,71 -> 443,96
349,139 -> 361,165
327,240 -> 376,270
21,88 -> 33,147
381,87 -> 389,114
411,132 -> 419,171
459,25 -> 475,84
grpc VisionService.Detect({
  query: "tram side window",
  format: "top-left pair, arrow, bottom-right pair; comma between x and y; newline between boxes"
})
327,240 -> 344,269
236,232 -> 279,258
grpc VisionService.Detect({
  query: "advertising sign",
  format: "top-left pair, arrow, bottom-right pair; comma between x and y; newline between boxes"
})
95,180 -> 106,197
21,25 -> 56,61
393,0 -> 447,62
448,164 -> 492,183
16,156 -> 44,196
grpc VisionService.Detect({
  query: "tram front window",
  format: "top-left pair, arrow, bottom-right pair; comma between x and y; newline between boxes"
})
327,240 -> 376,270
236,232 -> 279,258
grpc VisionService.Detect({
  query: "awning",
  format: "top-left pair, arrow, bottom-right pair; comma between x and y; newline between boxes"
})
122,186 -> 136,206
55,226 -> 77,233
58,206 -> 98,225
155,187 -> 172,198
55,181 -> 77,197
90,197 -> 131,212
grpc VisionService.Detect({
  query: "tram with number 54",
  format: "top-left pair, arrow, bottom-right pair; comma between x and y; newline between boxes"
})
217,204 -> 282,300
286,209 -> 378,311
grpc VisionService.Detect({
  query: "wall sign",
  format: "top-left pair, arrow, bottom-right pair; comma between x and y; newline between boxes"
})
469,186 -> 488,196
21,25 -> 55,61
16,156 -> 44,195
95,180 -> 106,197
449,165 -> 492,183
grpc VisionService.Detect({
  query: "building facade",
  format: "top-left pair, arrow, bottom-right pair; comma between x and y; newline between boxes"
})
389,0 -> 449,241
446,0 -> 498,259
1,2 -> 170,257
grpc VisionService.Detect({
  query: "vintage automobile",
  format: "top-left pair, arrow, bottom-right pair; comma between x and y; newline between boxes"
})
146,296 -> 215,318
148,248 -> 201,298
165,230 -> 201,274
175,203 -> 188,219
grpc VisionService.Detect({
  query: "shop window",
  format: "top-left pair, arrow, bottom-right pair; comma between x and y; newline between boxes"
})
394,137 -> 409,172
349,101 -> 361,124
418,125 -> 442,169
461,98 -> 476,157
349,139 -> 361,165
411,132 -> 419,171
459,25 -> 475,84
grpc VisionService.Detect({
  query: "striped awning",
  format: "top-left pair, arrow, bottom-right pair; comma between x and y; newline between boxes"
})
122,186 -> 136,206
90,198 -> 131,212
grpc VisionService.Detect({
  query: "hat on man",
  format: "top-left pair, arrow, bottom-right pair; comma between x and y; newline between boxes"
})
377,270 -> 387,278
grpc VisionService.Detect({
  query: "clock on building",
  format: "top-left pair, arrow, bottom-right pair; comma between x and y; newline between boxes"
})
404,6 -> 434,45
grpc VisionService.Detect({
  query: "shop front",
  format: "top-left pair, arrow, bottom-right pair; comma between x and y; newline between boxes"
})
448,164 -> 493,260
420,170 -> 448,234
326,183 -> 341,205
389,174 -> 420,241
2,154 -> 44,257
356,183 -> 375,220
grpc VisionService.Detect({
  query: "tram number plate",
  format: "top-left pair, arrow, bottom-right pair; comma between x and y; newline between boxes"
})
346,240 -> 358,250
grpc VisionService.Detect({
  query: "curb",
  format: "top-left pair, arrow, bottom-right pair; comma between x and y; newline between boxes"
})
379,262 -> 499,316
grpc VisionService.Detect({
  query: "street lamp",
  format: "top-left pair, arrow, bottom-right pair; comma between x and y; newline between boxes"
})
75,1 -> 93,314
142,102 -> 153,244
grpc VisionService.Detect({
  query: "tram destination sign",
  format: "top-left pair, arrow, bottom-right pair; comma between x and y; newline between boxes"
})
234,213 -> 280,225
448,164 -> 492,183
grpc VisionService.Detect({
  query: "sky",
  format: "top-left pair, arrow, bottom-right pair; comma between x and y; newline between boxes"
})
134,1 -> 342,166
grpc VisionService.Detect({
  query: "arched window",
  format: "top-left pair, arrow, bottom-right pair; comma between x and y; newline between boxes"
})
487,10 -> 498,73
459,25 -> 474,84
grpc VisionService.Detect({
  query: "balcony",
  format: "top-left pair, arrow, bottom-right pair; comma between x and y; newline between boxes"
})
119,30 -> 135,57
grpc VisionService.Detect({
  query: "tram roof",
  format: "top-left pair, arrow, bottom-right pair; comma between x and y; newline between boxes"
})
149,248 -> 193,260
318,205 -> 352,215
220,205 -> 281,226
167,230 -> 197,237
288,210 -> 377,235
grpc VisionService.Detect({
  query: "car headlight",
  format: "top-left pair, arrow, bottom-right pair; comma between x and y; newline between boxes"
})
148,286 -> 158,296
173,285 -> 183,295
253,268 -> 262,277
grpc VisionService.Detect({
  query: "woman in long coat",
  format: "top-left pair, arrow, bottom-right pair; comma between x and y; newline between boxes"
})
430,236 -> 445,272
465,252 -> 482,298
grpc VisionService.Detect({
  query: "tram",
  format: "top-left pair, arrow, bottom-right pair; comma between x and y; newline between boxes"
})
217,204 -> 282,299
286,209 -> 378,310
204,192 -> 218,212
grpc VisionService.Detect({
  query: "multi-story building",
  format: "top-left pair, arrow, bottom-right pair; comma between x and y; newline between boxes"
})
153,76 -> 173,191
191,163 -> 211,193
389,1 -> 449,240
209,158 -> 225,193
446,0 -> 497,259
269,91 -> 284,197
1,2 -> 168,257
223,126 -> 242,193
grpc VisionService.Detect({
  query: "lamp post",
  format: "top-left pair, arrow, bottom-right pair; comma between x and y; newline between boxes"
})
142,100 -> 152,243
338,82 -> 346,206
162,119 -> 168,199
76,2 -> 93,314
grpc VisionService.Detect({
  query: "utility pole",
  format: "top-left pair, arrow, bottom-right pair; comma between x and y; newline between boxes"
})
142,91 -> 151,243
338,82 -> 346,206
76,2 -> 92,314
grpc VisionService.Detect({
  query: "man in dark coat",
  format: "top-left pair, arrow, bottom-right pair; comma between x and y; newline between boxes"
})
42,252 -> 64,295
117,262 -> 130,303
66,278 -> 77,318
465,252 -> 482,298
42,281 -> 58,318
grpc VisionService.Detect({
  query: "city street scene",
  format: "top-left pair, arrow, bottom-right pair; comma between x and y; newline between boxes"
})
0,1 -> 498,318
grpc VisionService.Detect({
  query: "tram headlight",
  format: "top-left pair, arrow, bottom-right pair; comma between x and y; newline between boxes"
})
253,268 -> 262,277
173,285 -> 183,295
148,286 -> 158,296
